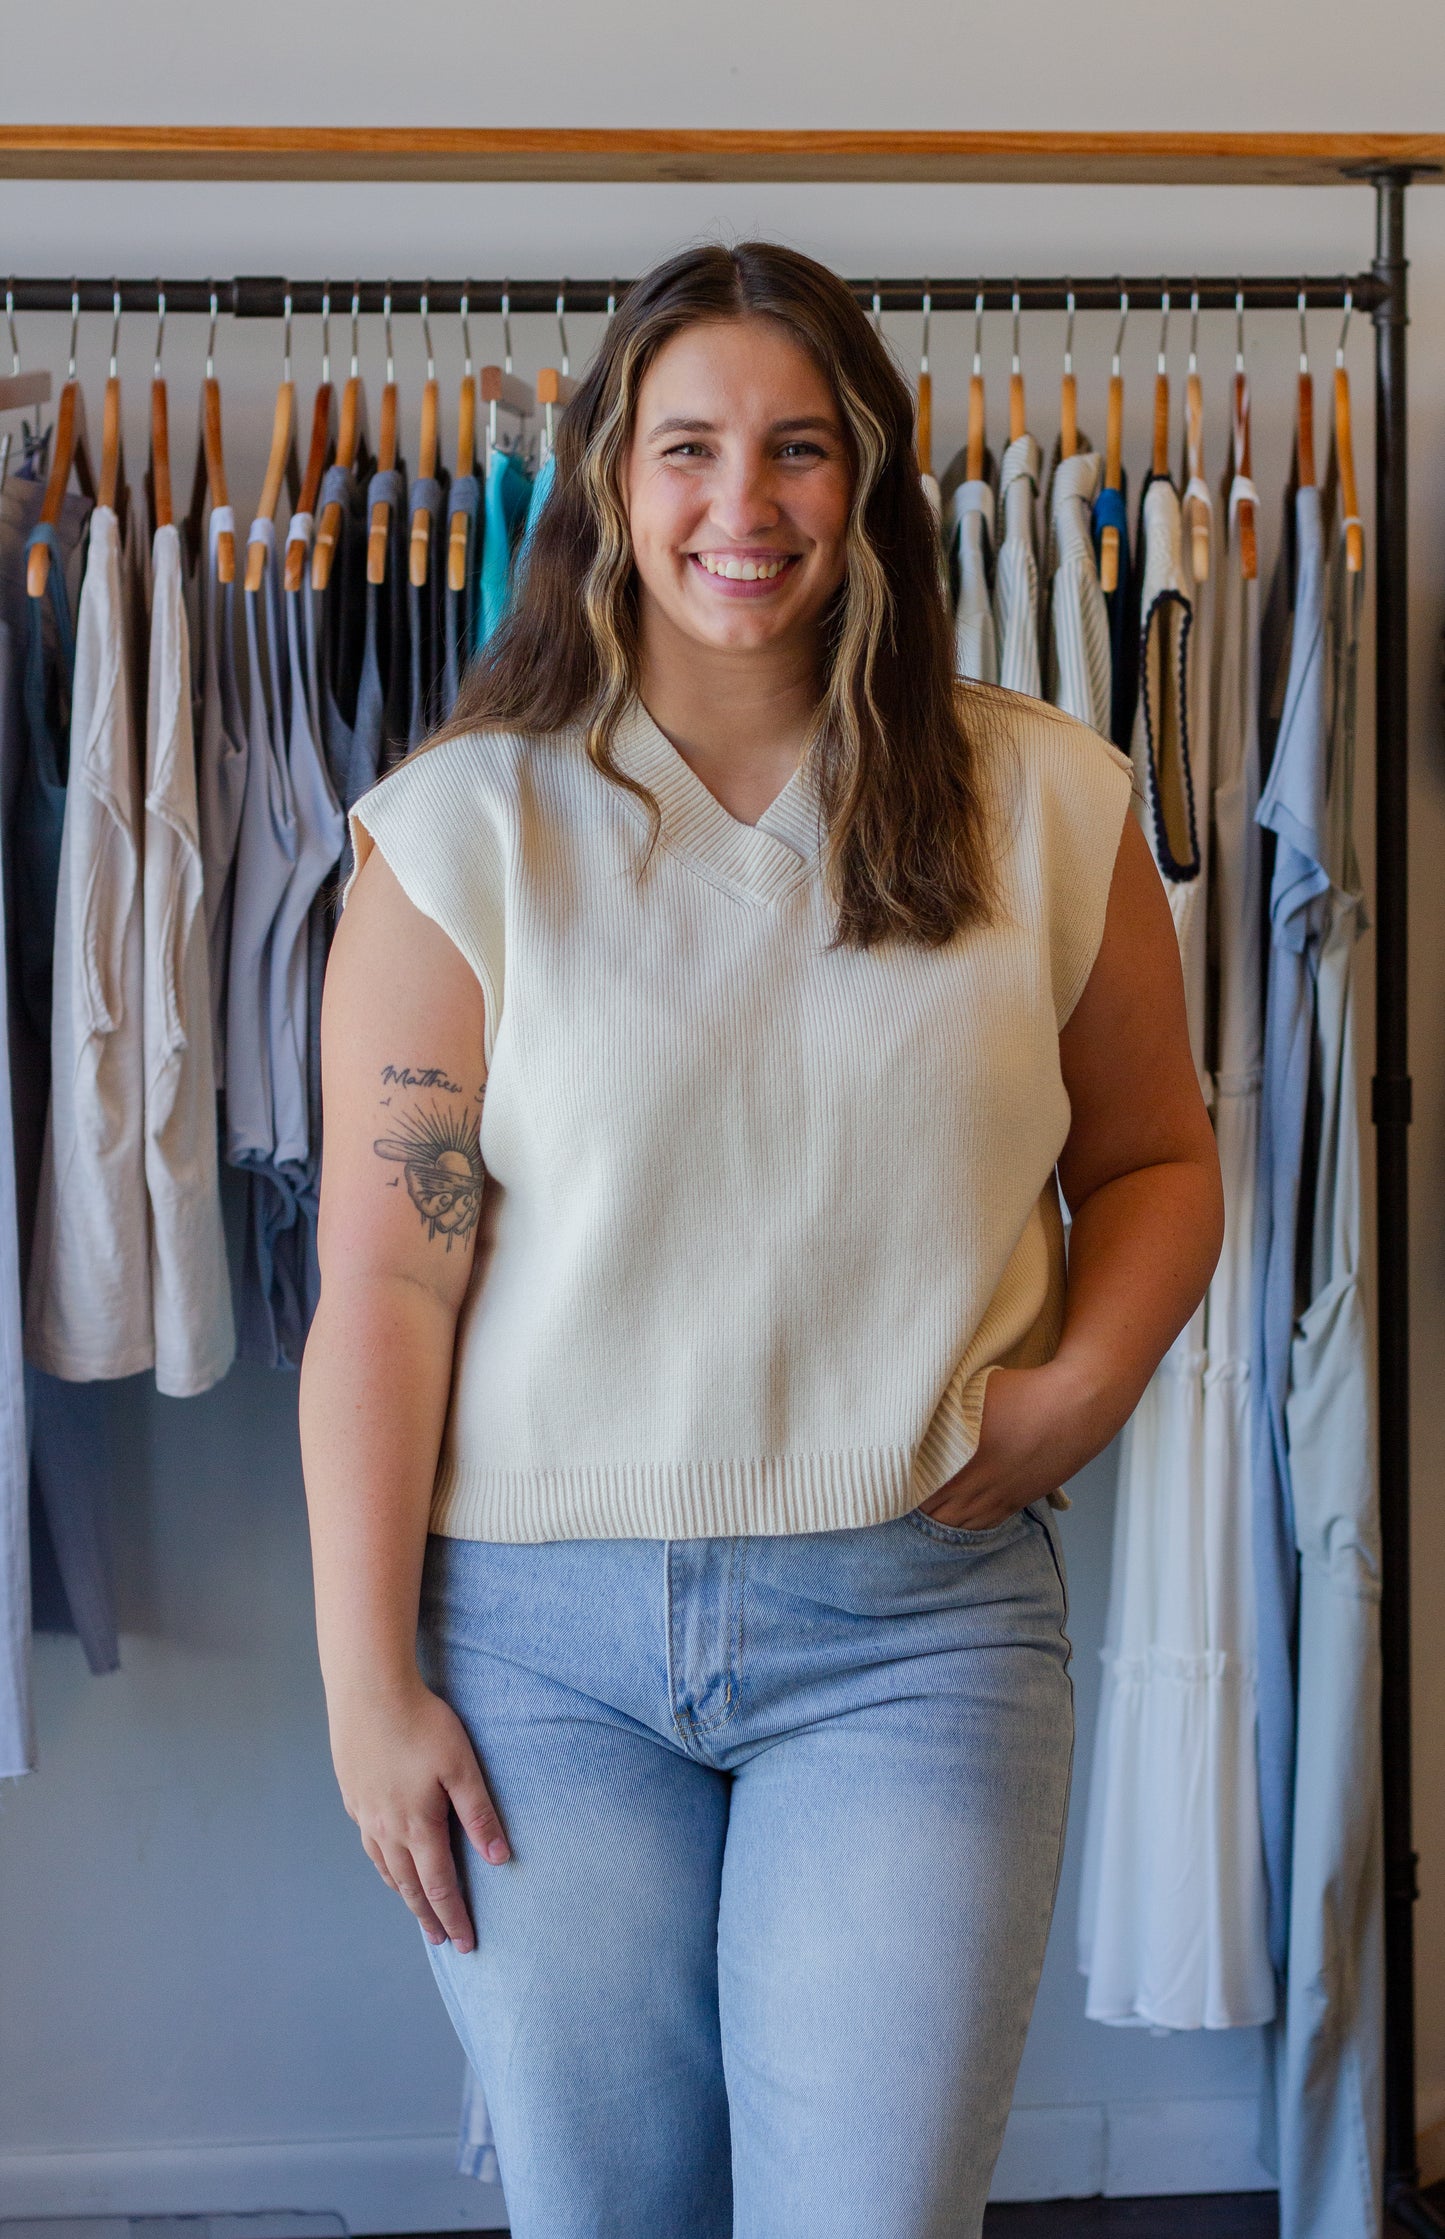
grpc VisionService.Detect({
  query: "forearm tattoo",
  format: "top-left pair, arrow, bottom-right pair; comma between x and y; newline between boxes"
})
373,1061 -> 485,1247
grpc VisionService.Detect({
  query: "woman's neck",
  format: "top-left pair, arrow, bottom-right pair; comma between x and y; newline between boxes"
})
636,607 -> 822,826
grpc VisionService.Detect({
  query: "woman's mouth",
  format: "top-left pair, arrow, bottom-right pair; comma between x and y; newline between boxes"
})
689,551 -> 800,593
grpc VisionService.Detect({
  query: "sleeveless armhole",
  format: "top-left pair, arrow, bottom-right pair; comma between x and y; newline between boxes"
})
343,738 -> 507,1067
1040,715 -> 1137,1030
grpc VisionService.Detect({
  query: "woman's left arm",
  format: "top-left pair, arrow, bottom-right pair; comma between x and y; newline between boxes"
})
920,811 -> 1224,1528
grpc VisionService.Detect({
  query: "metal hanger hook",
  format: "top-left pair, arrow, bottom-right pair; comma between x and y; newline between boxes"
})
1010,284 -> 1021,375
282,290 -> 293,385
1337,286 -> 1353,368
1188,285 -> 1200,375
206,286 -> 219,381
1235,284 -> 1246,375
1063,287 -> 1075,376
5,282 -> 17,377
154,285 -> 166,381
420,286 -> 434,382
108,283 -> 121,381
920,286 -> 931,376
383,284 -> 394,386
69,282 -> 81,382
460,289 -> 473,379
319,283 -> 331,386
972,291 -> 984,378
349,285 -> 361,380
1112,285 -> 1128,377
606,281 -> 618,325
556,282 -> 570,377
871,283 -> 882,338
1157,288 -> 1170,376
1298,285 -> 1309,375
501,286 -> 513,373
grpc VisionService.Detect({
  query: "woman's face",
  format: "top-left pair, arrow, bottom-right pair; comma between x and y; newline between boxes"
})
623,315 -> 853,661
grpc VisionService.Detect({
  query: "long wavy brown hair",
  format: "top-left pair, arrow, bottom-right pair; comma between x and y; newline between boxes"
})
435,241 -> 995,947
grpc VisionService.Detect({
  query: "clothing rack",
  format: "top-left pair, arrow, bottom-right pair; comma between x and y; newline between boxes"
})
0,140 -> 1432,2234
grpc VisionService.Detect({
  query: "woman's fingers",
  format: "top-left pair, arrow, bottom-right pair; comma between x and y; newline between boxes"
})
381,1834 -> 457,1946
446,1755 -> 512,1866
404,1821 -> 478,1950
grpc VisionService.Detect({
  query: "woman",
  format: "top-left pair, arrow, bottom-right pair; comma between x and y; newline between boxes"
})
299,242 -> 1222,2239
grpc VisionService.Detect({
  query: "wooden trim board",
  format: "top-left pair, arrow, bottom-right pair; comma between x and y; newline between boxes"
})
0,126 -> 1442,186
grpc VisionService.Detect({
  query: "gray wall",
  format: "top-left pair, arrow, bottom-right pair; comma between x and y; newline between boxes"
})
2,2 -> 1444,2224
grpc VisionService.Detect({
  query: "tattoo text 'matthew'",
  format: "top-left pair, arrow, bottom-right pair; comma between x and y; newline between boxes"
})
381,1063 -> 464,1094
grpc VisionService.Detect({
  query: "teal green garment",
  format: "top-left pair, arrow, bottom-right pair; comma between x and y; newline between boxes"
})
514,448 -> 556,587
476,447 -> 535,650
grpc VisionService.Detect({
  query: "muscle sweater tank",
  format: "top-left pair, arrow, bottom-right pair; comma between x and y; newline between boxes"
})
345,690 -> 1134,1542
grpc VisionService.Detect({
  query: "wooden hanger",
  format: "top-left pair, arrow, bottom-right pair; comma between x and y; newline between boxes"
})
965,291 -> 986,484
148,288 -> 172,532
915,288 -> 933,479
481,290 -> 533,469
365,286 -> 399,587
409,289 -> 440,589
1295,288 -> 1316,491
1059,288 -> 1077,460
1150,290 -> 1171,481
97,286 -> 127,521
1182,291 -> 1208,582
246,291 -> 298,592
1008,286 -> 1025,443
27,288 -> 97,599
180,288 -> 234,584
285,289 -> 336,592
1227,291 -> 1257,581
313,286 -> 368,593
1099,290 -> 1127,595
1332,289 -> 1363,572
448,289 -> 477,595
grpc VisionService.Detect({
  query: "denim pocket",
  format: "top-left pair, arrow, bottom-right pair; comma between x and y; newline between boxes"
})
902,1503 -> 1032,1548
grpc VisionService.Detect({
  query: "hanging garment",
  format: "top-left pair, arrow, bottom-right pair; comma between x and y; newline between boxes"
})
227,519 -> 300,1367
315,460 -> 367,815
350,465 -> 411,798
1267,503 -> 1383,2239
288,509 -> 336,1328
1046,449 -> 1111,736
512,447 -> 555,591
1181,458 -> 1216,1068
25,504 -> 153,1382
143,515 -> 235,1397
1092,469 -> 1135,751
195,505 -> 248,1080
406,470 -> 448,748
3,470 -> 116,1689
992,433 -> 1042,698
441,471 -> 482,718
476,445 -> 533,649
950,479 -> 998,685
1079,476 -> 1231,2031
17,523 -> 80,1048
1253,482 -> 1328,1978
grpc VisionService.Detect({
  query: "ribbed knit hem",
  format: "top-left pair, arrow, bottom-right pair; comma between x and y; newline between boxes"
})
430,1445 -> 920,1541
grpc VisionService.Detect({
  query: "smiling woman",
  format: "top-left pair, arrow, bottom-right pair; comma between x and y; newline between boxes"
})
299,240 -> 1223,2239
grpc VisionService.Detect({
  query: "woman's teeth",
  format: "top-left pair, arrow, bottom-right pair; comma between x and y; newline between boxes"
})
696,554 -> 790,581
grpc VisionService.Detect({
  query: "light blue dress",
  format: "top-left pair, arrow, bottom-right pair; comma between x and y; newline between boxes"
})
476,446 -> 534,649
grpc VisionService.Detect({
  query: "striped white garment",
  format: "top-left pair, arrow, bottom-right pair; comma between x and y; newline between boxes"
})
1046,449 -> 1111,736
950,480 -> 998,683
992,432 -> 1042,698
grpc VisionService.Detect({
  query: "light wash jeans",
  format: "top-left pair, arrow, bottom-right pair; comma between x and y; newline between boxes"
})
417,1498 -> 1074,2239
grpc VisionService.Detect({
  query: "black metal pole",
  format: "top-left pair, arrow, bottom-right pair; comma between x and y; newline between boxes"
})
1369,167 -> 1444,2239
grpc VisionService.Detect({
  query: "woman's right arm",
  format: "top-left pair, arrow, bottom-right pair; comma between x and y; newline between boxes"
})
298,844 -> 509,1955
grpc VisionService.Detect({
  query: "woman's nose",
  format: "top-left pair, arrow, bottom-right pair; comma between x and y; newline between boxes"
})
707,455 -> 782,538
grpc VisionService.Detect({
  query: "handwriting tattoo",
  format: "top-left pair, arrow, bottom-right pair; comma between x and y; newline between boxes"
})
381,1063 -> 463,1094
373,1100 -> 483,1246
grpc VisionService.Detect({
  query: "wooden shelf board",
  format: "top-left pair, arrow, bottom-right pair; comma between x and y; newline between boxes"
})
0,126 -> 1442,186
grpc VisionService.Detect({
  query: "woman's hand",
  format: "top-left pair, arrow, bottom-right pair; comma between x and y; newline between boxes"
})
327,1675 -> 511,1952
916,1362 -> 1109,1532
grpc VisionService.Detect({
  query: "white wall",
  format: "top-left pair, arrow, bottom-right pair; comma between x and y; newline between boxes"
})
2,3 -> 1444,2223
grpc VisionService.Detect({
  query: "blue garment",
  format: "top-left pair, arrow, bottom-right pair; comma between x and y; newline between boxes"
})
1090,473 -> 1134,750
418,1503 -> 1073,2233
442,473 -> 482,717
1253,483 -> 1330,1978
17,522 -> 78,1046
513,447 -> 555,587
351,465 -> 410,800
476,447 -> 533,649
195,507 -> 248,1080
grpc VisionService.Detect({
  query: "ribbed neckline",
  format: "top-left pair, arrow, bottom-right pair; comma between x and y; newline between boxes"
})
612,698 -> 823,906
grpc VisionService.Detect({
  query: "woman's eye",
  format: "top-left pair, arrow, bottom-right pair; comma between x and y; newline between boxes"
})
779,442 -> 825,460
663,442 -> 708,460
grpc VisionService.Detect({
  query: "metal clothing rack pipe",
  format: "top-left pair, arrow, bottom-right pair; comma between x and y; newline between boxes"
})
0,274 -> 1382,319
0,168 -> 1430,2236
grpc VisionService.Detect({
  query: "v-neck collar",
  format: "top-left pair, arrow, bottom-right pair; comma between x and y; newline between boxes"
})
611,699 -> 823,906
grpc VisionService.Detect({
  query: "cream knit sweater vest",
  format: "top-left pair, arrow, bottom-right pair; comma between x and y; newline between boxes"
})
346,691 -> 1133,1542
